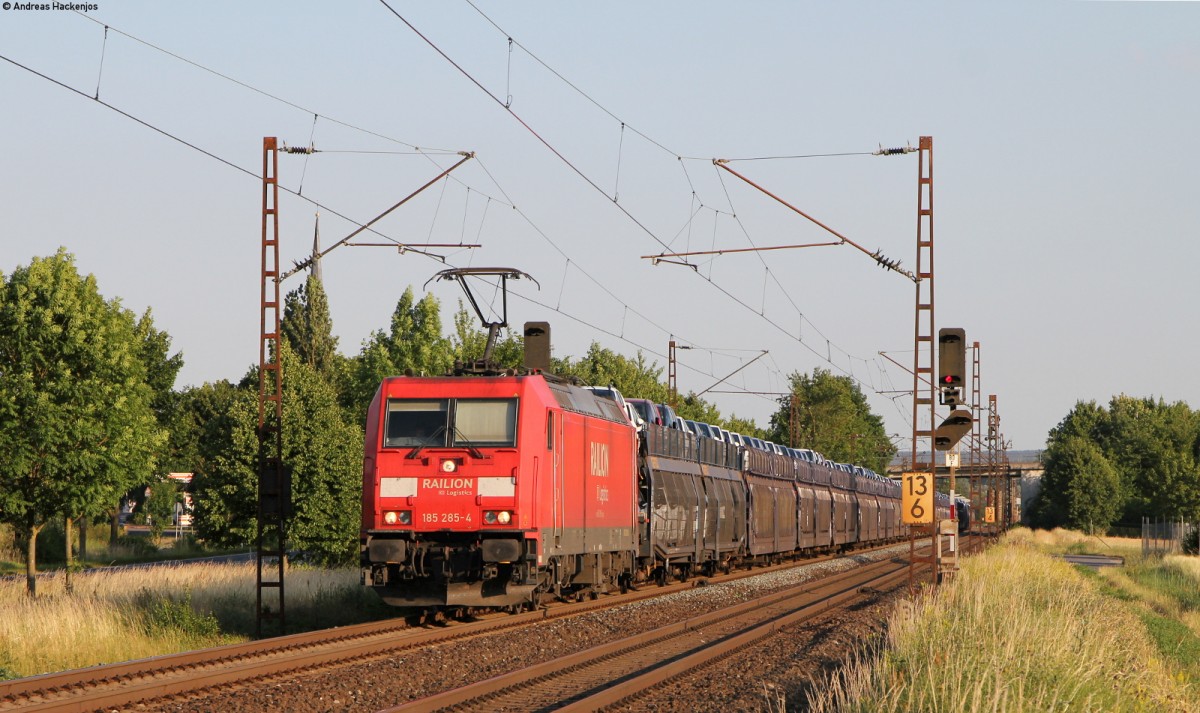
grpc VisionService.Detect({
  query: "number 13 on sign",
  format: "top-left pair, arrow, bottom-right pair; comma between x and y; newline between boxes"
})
902,472 -> 934,525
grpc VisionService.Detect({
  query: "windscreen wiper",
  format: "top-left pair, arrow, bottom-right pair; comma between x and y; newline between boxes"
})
406,425 -> 447,459
451,425 -> 486,460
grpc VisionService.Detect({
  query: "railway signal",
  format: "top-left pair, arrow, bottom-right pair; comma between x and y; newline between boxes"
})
938,328 -> 966,406
935,409 -> 973,450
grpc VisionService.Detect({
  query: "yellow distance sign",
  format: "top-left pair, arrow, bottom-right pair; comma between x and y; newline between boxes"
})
902,471 -> 934,525
985,506 -> 995,523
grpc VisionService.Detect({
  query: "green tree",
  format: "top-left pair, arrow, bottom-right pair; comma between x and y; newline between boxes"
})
1036,397 -> 1200,529
135,308 -> 186,421
280,345 -> 363,564
344,287 -> 452,417
723,415 -> 766,440
674,392 -> 723,426
553,343 -> 746,431
554,342 -> 669,404
0,250 -> 163,596
172,381 -> 248,551
166,380 -> 242,478
1101,396 -> 1200,521
282,274 -> 340,376
144,475 -> 182,542
449,300 -> 523,369
192,345 -> 362,563
189,384 -> 258,548
1031,435 -> 1122,534
93,309 -> 185,547
766,368 -> 894,472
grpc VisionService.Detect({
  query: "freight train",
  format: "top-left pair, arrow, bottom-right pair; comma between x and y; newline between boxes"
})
360,347 -> 952,609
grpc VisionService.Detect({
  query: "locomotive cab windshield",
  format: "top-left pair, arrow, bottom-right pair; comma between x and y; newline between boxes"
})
385,397 -> 518,450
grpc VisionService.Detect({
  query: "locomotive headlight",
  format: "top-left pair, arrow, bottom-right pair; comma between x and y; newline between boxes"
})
383,510 -> 412,526
484,511 -> 497,524
497,510 -> 512,525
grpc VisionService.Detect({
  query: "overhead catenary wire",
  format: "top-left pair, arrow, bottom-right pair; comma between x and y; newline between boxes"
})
0,53 -> 469,271
2,51 -> 766,407
380,1 -> 907,401
70,10 -> 460,155
1,48 -> 785,419
34,12 -> 913,427
73,2 -> 909,416
376,0 -> 673,258
93,24 -> 108,100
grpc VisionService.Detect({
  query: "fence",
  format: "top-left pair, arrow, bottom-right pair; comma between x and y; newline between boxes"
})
1141,517 -> 1196,556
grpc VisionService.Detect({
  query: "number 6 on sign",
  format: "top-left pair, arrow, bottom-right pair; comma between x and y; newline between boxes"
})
902,471 -> 934,525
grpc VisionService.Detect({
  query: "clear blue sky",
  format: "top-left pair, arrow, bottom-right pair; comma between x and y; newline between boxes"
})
2,1 -> 1197,451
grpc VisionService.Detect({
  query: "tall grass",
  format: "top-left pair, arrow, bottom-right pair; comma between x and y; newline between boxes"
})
1004,526 -> 1144,559
807,533 -> 1196,712
0,562 -> 392,679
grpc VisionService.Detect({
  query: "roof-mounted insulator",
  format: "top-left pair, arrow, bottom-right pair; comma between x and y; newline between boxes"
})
281,142 -> 317,154
870,249 -> 916,281
873,143 -> 915,156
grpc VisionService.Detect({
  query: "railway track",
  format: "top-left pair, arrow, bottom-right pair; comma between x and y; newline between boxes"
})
384,551 -> 923,712
0,540 -> 933,713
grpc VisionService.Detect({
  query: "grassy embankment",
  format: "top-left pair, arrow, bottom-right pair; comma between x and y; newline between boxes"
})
807,528 -> 1200,712
0,524 -> 393,680
0,520 -> 239,575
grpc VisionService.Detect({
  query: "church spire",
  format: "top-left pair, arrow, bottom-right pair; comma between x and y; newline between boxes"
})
311,212 -> 323,283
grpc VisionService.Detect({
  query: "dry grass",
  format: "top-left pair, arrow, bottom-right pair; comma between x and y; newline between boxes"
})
0,562 -> 383,679
1005,526 -> 1144,559
1164,555 -> 1200,637
806,532 -> 1197,712
1165,554 -> 1200,585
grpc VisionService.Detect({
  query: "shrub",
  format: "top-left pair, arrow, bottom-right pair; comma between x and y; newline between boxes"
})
1182,525 -> 1199,556
138,590 -> 221,643
117,535 -> 160,556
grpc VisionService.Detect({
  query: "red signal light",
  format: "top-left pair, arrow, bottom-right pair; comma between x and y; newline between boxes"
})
943,374 -> 955,384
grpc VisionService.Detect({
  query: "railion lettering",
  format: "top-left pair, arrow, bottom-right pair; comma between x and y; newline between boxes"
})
590,442 -> 609,478
422,478 -> 475,491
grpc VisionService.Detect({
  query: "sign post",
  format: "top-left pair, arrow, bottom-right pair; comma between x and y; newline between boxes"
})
903,471 -> 935,591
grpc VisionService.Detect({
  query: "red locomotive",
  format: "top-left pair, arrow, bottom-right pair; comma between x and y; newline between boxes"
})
361,372 -> 638,608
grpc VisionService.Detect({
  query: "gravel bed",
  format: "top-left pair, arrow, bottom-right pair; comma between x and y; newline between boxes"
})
128,545 -> 910,713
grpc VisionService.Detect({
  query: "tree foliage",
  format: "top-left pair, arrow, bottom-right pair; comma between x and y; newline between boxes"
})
554,342 -> 669,404
282,274 -> 340,377
766,368 -> 895,473
449,300 -> 524,369
134,308 -> 185,423
0,250 -> 164,593
344,287 -> 453,417
1029,435 -> 1122,534
278,344 -> 363,564
191,344 -> 362,563
552,342 -> 769,436
1032,396 -> 1200,530
145,476 -> 183,541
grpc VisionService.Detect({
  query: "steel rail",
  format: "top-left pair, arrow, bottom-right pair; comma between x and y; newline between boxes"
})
0,542 -> 910,712
382,550 -> 925,712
